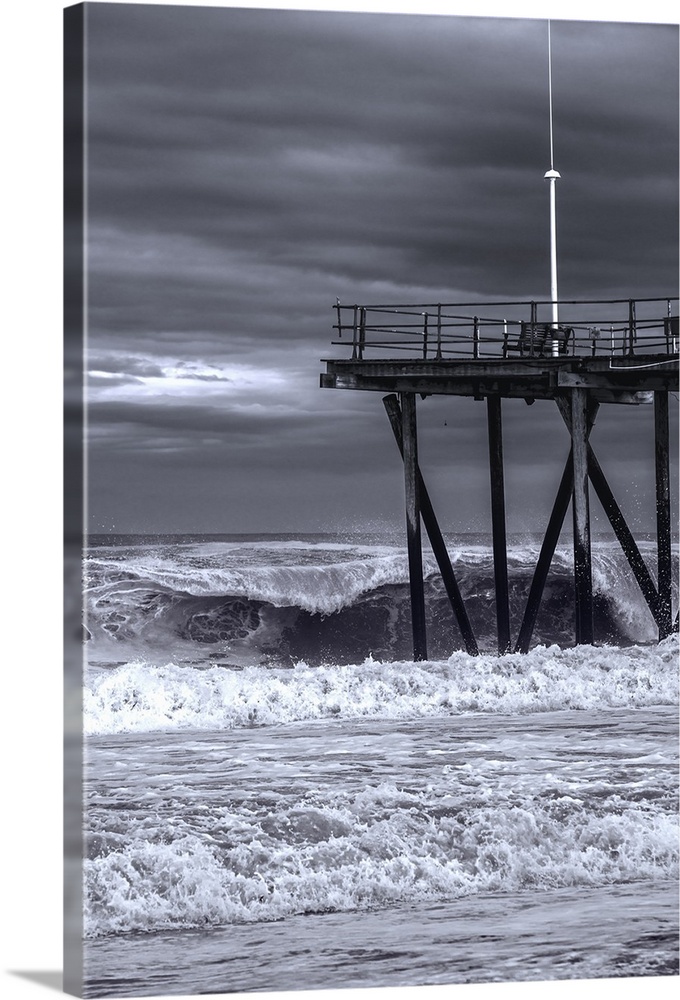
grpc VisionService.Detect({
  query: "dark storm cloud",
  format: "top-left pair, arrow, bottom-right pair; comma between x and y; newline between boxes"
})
83,3 -> 678,533
85,7 -> 677,289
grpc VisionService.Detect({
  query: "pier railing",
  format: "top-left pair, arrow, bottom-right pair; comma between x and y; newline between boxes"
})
332,296 -> 679,361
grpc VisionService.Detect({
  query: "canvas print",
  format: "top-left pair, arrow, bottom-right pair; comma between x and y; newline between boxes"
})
64,2 -> 679,997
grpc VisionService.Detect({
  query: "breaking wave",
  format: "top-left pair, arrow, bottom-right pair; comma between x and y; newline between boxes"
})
84,537 -> 675,668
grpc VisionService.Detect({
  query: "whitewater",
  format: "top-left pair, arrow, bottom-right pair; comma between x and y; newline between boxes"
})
81,533 -> 679,996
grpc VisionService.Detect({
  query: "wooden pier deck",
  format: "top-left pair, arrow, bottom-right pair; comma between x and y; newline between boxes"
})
320,296 -> 679,657
322,354 -> 678,404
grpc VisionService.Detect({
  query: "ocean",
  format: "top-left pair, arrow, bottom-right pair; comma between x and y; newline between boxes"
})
81,533 -> 679,996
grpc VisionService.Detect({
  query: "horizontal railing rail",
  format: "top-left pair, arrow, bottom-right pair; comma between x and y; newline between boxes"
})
331,297 -> 679,361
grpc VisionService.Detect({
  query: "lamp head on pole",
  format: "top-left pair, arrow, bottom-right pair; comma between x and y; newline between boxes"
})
544,169 -> 561,180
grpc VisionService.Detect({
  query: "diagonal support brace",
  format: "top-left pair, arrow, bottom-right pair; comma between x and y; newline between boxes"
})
383,394 -> 479,656
515,398 -> 599,653
555,396 -> 663,633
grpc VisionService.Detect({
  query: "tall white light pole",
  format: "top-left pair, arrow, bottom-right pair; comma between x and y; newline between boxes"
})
544,20 -> 561,356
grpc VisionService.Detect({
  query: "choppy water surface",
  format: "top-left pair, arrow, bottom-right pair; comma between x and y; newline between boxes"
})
82,535 -> 679,996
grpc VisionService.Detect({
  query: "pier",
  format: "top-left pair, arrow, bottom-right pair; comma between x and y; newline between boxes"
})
321,296 -> 679,657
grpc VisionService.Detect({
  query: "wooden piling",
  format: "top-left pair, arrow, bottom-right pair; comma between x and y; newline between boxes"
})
571,388 -> 594,644
383,394 -> 479,655
400,392 -> 428,660
655,390 -> 673,639
486,394 -> 511,653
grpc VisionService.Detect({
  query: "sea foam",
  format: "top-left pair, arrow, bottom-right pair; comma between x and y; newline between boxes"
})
84,636 -> 679,735
84,774 -> 679,937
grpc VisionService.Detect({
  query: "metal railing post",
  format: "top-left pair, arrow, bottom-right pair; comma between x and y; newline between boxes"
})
358,306 -> 366,360
628,299 -> 636,355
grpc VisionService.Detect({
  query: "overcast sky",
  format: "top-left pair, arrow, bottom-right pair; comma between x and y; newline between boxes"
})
82,1 -> 679,535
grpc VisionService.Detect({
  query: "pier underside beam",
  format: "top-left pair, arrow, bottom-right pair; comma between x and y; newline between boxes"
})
655,390 -> 674,639
487,395 -> 511,654
383,394 -> 479,656
400,392 -> 428,661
